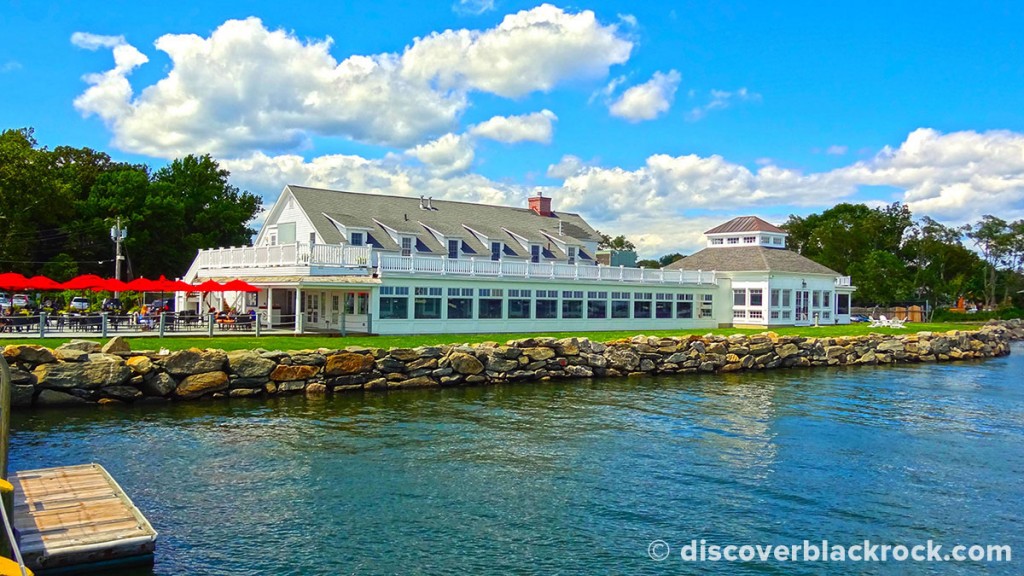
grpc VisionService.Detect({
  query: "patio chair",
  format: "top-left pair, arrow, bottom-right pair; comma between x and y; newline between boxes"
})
889,316 -> 906,328
869,315 -> 889,328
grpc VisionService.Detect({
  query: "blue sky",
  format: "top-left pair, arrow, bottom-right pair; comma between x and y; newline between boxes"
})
2,0 -> 1024,255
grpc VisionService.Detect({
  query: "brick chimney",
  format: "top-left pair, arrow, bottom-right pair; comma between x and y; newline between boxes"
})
528,194 -> 553,216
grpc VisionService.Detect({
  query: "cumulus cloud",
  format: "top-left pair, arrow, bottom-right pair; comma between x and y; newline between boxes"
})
834,128 -> 1024,223
401,4 -> 632,98
608,70 -> 680,122
825,145 -> 848,155
686,87 -> 761,121
72,7 -> 631,158
406,133 -> 475,176
469,110 -> 557,144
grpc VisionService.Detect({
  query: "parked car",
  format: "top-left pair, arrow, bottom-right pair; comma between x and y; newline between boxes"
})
0,293 -> 9,309
102,298 -> 124,313
70,297 -> 91,311
850,314 -> 870,323
12,294 -> 34,309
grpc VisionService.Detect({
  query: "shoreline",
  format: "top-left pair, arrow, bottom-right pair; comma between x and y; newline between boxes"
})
4,320 -> 1022,410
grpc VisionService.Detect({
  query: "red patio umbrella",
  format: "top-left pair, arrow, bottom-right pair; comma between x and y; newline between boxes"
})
26,275 -> 62,290
60,274 -> 106,290
194,279 -> 225,292
0,272 -> 32,290
124,277 -> 162,292
221,279 -> 260,293
154,275 -> 195,292
92,278 -> 132,292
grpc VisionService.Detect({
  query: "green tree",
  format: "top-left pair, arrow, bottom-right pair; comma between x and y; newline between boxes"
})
967,215 -> 1011,307
847,250 -> 911,306
636,259 -> 661,269
597,232 -> 636,251
658,252 -> 685,267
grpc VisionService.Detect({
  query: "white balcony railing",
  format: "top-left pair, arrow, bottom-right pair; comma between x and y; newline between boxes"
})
195,243 -> 372,271
378,254 -> 716,286
835,276 -> 853,287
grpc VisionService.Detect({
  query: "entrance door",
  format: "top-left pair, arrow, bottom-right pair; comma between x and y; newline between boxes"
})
305,293 -> 319,324
339,291 -> 371,333
794,290 -> 810,325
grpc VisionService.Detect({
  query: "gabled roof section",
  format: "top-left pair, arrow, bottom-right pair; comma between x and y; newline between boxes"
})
664,246 -> 840,275
705,216 -> 786,235
286,185 -> 602,258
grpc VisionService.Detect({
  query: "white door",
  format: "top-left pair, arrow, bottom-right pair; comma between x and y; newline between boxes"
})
794,290 -> 810,325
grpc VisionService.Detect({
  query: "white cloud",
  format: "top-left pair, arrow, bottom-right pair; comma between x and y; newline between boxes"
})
546,154 -> 585,179
834,128 -> 1024,223
73,7 -> 631,158
401,4 -> 632,98
406,133 -> 475,176
608,70 -> 680,122
825,145 -> 848,155
686,87 -> 761,121
453,0 -> 496,16
0,61 -> 21,73
70,32 -> 126,50
469,110 -> 557,144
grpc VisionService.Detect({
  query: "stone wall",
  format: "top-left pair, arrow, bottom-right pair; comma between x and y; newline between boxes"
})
5,320 -> 1022,409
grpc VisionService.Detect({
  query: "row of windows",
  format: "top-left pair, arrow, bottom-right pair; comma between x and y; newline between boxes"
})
710,236 -> 785,246
383,234 -> 578,265
379,291 -> 714,321
730,288 -> 836,310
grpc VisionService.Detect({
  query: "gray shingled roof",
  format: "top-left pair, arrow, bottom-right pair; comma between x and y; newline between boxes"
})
705,216 -> 786,234
664,246 -> 840,275
287,185 -> 602,261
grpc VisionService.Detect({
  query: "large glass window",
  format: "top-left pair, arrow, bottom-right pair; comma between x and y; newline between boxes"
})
379,286 -> 409,319
676,301 -> 693,319
447,288 -> 473,319
587,291 -> 608,319
414,287 -> 442,319
478,288 -> 503,319
837,293 -> 850,315
562,290 -> 583,319
611,292 -> 630,318
656,301 -> 673,318
733,289 -> 746,307
699,294 -> 714,318
508,289 -> 532,319
782,289 -> 792,307
749,289 -> 763,307
535,290 -> 558,319
823,291 -> 832,308
770,289 -> 780,307
633,292 -> 652,318
812,291 -> 821,308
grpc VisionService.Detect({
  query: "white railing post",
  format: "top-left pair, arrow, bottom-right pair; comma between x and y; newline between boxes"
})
619,265 -> 624,282
550,261 -> 555,279
470,257 -> 476,276
409,254 -> 415,274
574,262 -> 579,280
441,256 -> 447,275
498,257 -> 503,277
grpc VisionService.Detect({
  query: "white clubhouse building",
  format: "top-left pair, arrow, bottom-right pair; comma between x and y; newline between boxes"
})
182,186 -> 855,334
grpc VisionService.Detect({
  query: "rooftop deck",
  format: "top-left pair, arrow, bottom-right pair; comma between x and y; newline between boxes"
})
191,244 -> 717,286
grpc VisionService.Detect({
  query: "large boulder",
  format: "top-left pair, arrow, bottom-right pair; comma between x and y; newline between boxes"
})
35,389 -> 88,407
227,350 -> 277,378
11,385 -> 35,407
56,340 -> 101,354
162,348 -> 228,377
34,358 -> 131,390
269,364 -> 318,382
325,352 -> 375,376
449,353 -> 484,375
140,372 -> 177,397
126,356 -> 155,376
4,344 -> 56,365
101,336 -> 131,355
175,371 -> 229,399
101,385 -> 144,401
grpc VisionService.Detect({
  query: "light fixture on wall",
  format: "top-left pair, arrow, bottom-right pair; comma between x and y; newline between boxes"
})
801,279 -> 807,289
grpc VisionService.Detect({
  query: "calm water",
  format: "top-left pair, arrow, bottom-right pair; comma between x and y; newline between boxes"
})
10,345 -> 1024,575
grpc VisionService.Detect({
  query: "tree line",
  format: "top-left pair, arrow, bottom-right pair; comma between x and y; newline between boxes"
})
0,128 -> 261,281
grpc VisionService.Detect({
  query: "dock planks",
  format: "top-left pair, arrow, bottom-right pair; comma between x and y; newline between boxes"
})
10,464 -> 157,572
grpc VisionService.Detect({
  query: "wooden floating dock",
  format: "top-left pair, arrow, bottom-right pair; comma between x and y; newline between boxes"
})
10,464 -> 157,573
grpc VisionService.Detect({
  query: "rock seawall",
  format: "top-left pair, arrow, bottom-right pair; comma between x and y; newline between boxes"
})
5,321 -> 1022,409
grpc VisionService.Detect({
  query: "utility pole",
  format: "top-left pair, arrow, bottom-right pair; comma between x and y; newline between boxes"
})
110,218 -> 128,296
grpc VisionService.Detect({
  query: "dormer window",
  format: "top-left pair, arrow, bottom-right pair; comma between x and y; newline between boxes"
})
490,241 -> 502,261
401,237 -> 413,257
567,246 -> 577,265
530,245 -> 541,263
743,236 -> 756,244
727,237 -> 739,245
350,232 -> 364,246
448,239 -> 460,259
711,238 -> 724,245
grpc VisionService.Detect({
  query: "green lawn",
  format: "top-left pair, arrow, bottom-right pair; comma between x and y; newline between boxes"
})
0,322 -> 984,352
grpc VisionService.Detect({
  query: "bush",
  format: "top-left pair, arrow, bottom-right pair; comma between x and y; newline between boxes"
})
931,307 -> 1024,322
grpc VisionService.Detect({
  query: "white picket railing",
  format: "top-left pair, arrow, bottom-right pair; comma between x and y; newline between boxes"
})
377,254 -> 716,285
195,243 -> 372,271
835,276 -> 853,287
